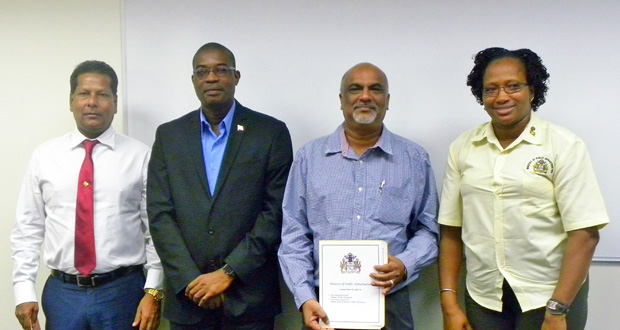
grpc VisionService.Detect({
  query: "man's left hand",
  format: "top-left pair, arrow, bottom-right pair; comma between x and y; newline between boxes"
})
370,255 -> 406,295
186,269 -> 234,308
132,293 -> 161,330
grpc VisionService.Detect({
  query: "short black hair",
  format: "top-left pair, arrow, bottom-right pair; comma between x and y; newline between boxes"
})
466,47 -> 550,111
70,60 -> 118,95
192,42 -> 236,68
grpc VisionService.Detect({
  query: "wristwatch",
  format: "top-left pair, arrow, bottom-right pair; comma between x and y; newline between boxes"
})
222,264 -> 238,279
546,298 -> 569,315
145,288 -> 165,301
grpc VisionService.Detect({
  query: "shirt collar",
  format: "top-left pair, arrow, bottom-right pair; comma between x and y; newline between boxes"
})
69,126 -> 116,150
521,114 -> 542,145
200,101 -> 237,135
325,123 -> 393,157
470,114 -> 542,147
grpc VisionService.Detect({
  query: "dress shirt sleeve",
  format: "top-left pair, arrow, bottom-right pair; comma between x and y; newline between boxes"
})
278,147 -> 317,309
147,127 -> 203,295
394,151 -> 440,288
554,139 -> 609,230
224,123 -> 294,279
11,150 -> 45,306
437,141 -> 464,227
140,150 -> 164,290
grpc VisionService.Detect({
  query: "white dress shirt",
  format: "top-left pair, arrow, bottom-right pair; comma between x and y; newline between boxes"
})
12,127 -> 163,306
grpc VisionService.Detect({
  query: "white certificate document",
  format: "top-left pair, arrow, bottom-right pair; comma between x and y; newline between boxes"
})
319,240 -> 387,329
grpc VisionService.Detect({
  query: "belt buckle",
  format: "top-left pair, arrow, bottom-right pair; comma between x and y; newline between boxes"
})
76,275 -> 96,287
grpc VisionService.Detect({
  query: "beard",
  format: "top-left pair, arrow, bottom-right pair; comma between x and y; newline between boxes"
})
353,111 -> 377,124
352,103 -> 378,124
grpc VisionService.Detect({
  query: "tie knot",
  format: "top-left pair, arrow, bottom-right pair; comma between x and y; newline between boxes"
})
83,140 -> 99,154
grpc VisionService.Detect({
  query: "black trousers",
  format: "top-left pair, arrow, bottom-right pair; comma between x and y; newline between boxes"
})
465,278 -> 589,330
170,310 -> 274,330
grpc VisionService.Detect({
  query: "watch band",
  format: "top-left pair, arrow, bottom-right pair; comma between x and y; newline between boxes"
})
222,264 -> 238,279
145,288 -> 165,301
546,298 -> 570,315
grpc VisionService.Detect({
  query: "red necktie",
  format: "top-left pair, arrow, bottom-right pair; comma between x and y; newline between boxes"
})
75,140 -> 99,276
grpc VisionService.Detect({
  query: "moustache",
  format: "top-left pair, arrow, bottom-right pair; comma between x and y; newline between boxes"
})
353,103 -> 378,111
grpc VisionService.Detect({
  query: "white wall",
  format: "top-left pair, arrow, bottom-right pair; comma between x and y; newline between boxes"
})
0,0 -> 124,328
123,0 -> 620,262
2,1 -> 619,329
123,2 -> 620,328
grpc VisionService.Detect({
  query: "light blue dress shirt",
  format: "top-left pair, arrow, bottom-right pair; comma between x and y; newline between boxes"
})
278,124 -> 440,309
200,103 -> 236,195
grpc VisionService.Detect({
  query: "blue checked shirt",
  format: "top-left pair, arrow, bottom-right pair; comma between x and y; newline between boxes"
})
278,124 -> 439,309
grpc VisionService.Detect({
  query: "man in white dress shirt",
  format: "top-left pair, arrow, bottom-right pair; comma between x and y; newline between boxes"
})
11,60 -> 164,330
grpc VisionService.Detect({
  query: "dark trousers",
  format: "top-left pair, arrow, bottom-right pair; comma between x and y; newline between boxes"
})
302,286 -> 414,330
170,311 -> 275,330
41,270 -> 145,330
465,278 -> 589,330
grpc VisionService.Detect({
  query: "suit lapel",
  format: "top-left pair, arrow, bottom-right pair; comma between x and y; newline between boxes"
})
213,103 -> 247,198
185,110 -> 212,199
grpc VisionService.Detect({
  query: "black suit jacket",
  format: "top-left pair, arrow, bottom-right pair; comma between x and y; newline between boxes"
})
147,102 -> 293,323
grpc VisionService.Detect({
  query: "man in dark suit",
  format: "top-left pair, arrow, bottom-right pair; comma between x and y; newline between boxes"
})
147,42 -> 293,330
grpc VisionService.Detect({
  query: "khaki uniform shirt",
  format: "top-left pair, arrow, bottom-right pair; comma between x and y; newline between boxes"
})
438,114 -> 609,312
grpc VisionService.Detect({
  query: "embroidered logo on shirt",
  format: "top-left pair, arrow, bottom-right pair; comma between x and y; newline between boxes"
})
526,156 -> 554,175
532,159 -> 548,174
339,253 -> 362,274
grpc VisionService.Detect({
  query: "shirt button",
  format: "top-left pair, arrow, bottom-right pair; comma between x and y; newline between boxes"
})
208,228 -> 215,235
356,215 -> 361,220
359,160 -> 364,165
358,187 -> 363,192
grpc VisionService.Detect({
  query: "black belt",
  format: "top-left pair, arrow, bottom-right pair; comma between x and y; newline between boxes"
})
50,265 -> 142,287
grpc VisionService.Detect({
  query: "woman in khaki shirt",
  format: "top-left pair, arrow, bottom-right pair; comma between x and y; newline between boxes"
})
438,47 -> 609,330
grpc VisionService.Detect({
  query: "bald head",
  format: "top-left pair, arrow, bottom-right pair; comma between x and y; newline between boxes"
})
339,62 -> 390,130
340,63 -> 389,94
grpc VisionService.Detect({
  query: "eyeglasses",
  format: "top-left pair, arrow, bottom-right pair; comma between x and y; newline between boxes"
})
193,66 -> 236,79
482,83 -> 528,97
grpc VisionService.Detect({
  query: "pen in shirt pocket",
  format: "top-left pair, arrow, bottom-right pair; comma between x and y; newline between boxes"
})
378,179 -> 386,193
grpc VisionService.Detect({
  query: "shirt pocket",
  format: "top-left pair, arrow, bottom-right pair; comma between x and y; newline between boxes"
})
379,186 -> 412,226
521,174 -> 557,218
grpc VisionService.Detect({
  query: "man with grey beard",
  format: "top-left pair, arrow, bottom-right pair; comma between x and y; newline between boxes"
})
278,63 -> 440,330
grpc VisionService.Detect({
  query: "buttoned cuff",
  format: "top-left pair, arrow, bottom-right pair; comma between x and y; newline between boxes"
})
144,267 -> 164,290
294,285 -> 318,310
14,281 -> 38,306
394,251 -> 420,290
